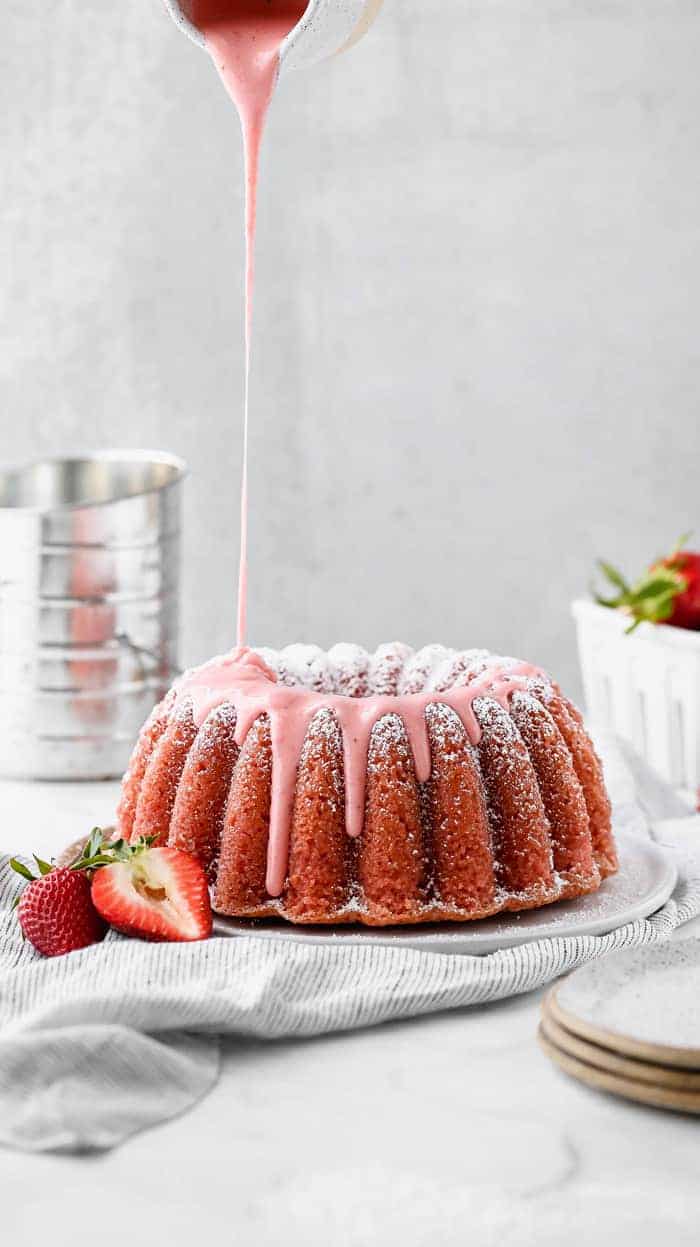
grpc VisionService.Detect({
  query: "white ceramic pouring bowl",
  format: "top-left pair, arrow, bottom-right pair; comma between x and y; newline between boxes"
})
162,0 -> 383,73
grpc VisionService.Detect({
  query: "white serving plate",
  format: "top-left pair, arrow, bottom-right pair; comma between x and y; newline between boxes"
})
213,827 -> 677,955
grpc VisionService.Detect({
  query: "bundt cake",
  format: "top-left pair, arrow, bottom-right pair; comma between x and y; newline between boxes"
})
117,643 -> 616,926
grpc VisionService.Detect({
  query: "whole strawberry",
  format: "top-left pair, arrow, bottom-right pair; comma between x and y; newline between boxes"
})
595,535 -> 700,633
13,863 -> 107,957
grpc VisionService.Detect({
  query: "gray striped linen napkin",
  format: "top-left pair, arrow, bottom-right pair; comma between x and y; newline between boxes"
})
1,766 -> 699,1154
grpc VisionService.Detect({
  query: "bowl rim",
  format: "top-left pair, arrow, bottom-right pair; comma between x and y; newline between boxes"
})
0,449 -> 188,515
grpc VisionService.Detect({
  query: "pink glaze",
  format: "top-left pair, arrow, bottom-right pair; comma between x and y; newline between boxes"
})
175,647 -> 545,897
190,1 -> 309,645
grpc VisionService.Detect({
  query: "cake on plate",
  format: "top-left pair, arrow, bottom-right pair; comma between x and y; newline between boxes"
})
117,643 -> 616,926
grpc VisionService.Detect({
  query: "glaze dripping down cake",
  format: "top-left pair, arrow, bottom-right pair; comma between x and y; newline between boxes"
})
117,643 -> 616,926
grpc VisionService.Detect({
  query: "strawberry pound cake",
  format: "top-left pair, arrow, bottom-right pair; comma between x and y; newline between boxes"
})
117,643 -> 616,926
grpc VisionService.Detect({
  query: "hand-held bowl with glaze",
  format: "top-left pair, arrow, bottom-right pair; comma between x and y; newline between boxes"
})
162,0 -> 384,72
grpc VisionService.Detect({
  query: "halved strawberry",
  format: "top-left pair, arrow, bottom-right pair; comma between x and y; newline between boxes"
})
91,844 -> 212,942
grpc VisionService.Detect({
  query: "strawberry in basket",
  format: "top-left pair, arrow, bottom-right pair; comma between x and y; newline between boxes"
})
594,536 -> 700,633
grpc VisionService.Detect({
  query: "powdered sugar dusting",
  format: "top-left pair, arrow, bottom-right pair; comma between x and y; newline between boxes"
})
398,645 -> 452,694
277,644 -> 329,691
368,642 -> 413,695
427,649 -> 490,692
327,643 -> 370,697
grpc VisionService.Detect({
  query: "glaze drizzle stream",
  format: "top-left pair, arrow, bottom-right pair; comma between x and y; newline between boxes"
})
190,1 -> 309,645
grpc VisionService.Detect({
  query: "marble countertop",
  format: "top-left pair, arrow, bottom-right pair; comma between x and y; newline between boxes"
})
1,779 -> 698,1246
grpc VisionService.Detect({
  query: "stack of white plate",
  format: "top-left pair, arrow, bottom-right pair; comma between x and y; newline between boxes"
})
540,942 -> 700,1114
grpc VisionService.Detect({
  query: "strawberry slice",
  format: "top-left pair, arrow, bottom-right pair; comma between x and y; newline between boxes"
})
91,845 -> 213,942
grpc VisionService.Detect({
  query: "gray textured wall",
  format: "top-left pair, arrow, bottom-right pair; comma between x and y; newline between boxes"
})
2,0 -> 699,696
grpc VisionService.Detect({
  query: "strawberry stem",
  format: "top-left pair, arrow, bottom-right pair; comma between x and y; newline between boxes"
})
10,830 -> 160,885
593,543 -> 689,630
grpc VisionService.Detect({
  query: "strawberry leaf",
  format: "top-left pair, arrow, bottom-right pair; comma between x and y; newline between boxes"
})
596,560 -> 630,595
87,826 -> 103,858
33,856 -> 53,877
670,532 -> 693,558
9,858 -> 35,883
631,574 -> 683,602
593,590 -> 624,609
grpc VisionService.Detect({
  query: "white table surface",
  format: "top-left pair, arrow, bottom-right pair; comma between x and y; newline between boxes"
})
2,779 -> 699,1247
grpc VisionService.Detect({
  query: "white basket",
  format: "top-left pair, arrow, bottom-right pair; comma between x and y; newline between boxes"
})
573,599 -> 700,798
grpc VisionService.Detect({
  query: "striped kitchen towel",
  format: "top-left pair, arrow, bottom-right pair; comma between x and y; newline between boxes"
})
1,801 -> 699,1154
